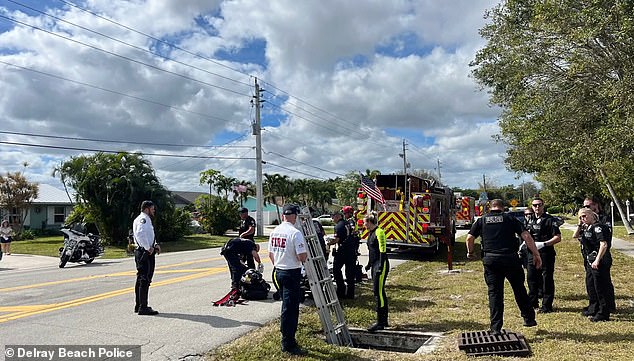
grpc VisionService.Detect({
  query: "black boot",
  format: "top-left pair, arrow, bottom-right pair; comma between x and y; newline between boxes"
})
367,322 -> 384,332
137,282 -> 158,315
378,307 -> 389,327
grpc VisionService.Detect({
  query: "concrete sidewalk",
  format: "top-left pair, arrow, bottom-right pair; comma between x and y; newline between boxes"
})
561,224 -> 634,258
0,253 -> 59,271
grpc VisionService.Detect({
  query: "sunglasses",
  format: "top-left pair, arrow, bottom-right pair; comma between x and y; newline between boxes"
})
531,203 -> 543,207
524,213 -> 533,216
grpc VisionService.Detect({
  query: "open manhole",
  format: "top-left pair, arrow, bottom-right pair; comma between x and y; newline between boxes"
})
348,328 -> 442,354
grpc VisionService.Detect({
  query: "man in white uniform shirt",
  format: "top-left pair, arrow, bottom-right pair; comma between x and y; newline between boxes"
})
268,204 -> 308,356
133,200 -> 161,316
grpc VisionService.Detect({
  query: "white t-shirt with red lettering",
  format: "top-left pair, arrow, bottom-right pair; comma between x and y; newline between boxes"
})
268,221 -> 307,270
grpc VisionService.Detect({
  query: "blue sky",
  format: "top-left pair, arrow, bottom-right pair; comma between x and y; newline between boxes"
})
0,0 -> 521,192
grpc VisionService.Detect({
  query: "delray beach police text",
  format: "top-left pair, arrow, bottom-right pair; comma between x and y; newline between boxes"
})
5,345 -> 141,361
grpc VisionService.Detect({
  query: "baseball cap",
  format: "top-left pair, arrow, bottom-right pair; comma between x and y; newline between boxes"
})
283,204 -> 299,215
239,207 -> 249,213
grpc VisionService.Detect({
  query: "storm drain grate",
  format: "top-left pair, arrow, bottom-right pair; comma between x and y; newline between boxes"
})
458,330 -> 531,357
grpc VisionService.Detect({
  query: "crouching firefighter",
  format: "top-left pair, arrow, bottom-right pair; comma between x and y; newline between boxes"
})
364,213 -> 389,332
221,237 -> 262,292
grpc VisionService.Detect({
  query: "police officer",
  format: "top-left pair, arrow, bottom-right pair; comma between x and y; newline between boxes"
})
329,210 -> 356,299
238,207 -> 256,240
364,214 -> 389,332
133,200 -> 161,316
221,237 -> 262,291
466,199 -> 542,334
237,207 -> 257,268
268,204 -> 308,356
525,197 -> 561,313
575,196 -> 616,310
574,207 -> 613,321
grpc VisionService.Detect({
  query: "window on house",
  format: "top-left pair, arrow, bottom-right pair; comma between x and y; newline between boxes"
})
54,207 -> 66,223
9,207 -> 20,224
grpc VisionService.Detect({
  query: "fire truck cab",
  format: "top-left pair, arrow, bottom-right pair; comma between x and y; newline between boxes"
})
359,174 -> 456,252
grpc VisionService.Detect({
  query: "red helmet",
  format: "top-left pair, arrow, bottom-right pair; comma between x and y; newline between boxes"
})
342,206 -> 354,214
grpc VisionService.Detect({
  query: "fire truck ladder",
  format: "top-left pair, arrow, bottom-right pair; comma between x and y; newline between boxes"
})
298,209 -> 353,347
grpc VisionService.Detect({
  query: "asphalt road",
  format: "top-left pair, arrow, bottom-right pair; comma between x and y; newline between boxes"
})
0,230 -> 456,361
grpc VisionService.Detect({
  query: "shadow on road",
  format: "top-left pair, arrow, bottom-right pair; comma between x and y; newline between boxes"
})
155,312 -> 263,328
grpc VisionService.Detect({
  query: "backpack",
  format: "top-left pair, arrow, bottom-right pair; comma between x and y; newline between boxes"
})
239,269 -> 271,300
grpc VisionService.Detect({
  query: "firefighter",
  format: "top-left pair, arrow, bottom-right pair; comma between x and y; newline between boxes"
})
466,199 -> 541,334
525,197 -> 561,313
364,213 -> 389,332
328,210 -> 356,299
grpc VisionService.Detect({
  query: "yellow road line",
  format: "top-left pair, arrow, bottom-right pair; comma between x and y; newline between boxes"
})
1,253 -> 270,293
0,266 -> 226,324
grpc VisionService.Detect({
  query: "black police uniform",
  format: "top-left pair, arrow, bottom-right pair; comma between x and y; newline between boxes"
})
580,223 -> 614,321
221,238 -> 258,290
333,218 -> 356,299
469,210 -> 536,333
312,220 -> 328,260
239,215 -> 256,240
525,213 -> 561,312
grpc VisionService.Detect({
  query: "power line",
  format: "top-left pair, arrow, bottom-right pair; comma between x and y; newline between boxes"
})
52,0 -> 365,140
264,150 -> 346,177
0,60 -> 239,124
56,0 -> 252,80
0,140 -> 255,159
261,80 -> 365,136
264,161 -> 327,180
8,0 -> 253,90
0,14 -> 252,98
0,130 -> 251,149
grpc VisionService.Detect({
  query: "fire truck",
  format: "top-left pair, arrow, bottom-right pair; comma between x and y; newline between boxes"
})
358,174 -> 456,252
454,193 -> 476,228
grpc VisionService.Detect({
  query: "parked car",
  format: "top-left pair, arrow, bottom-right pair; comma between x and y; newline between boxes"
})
313,214 -> 333,224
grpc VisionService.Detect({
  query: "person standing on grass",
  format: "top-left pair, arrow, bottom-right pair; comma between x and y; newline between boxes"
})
573,207 -> 614,322
525,197 -> 561,313
466,199 -> 542,334
268,204 -> 308,356
363,213 -> 389,332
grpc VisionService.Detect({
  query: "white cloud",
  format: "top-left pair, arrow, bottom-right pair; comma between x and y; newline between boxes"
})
0,0 -> 526,194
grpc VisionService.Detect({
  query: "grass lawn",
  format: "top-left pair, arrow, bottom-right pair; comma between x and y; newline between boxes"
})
206,229 -> 634,361
9,233 -> 259,259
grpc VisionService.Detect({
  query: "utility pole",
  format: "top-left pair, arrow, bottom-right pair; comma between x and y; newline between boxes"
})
253,78 -> 264,237
482,174 -> 487,193
399,139 -> 409,175
437,158 -> 442,183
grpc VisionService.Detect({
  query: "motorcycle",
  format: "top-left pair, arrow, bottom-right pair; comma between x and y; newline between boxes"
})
58,222 -> 104,268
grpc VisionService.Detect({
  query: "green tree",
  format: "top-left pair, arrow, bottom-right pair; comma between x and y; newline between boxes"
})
0,172 -> 39,233
195,194 -> 238,235
471,0 -> 634,232
55,152 -> 186,244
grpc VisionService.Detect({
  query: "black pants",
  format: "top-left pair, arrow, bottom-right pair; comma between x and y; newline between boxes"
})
135,248 -> 156,309
275,268 -> 302,351
371,258 -> 389,325
333,247 -> 356,298
586,254 -> 614,317
527,247 -> 556,310
483,254 -> 535,332
224,252 -> 248,289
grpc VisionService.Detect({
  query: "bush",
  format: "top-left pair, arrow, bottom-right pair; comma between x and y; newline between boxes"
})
18,229 -> 36,240
547,205 -> 562,214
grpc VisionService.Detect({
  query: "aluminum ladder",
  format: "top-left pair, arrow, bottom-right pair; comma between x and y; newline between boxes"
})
298,209 -> 353,346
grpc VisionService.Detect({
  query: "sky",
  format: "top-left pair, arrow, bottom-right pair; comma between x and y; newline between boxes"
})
0,0 -> 524,194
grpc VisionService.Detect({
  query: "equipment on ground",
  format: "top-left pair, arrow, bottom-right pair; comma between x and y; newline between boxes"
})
298,208 -> 353,347
212,288 -> 247,307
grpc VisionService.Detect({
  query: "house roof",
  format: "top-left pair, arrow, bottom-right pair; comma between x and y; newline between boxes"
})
32,184 -> 74,205
171,191 -> 207,205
